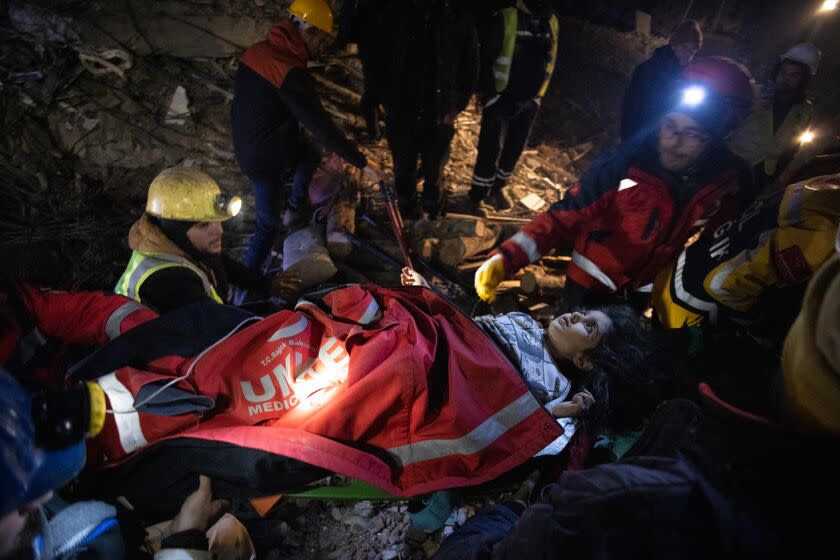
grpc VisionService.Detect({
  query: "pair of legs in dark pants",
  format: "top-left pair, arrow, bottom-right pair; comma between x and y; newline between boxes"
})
386,115 -> 455,218
243,140 -> 321,271
469,97 -> 540,202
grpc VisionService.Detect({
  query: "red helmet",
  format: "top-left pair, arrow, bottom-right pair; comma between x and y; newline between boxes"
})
676,57 -> 755,135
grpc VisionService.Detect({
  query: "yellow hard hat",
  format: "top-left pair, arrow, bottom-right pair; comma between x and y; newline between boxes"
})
146,167 -> 242,222
288,0 -> 335,35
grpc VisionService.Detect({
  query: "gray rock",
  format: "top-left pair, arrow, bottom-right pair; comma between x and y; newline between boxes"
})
388,531 -> 400,545
382,551 -> 399,560
330,506 -> 343,522
368,515 -> 385,533
341,513 -> 370,533
353,500 -> 375,518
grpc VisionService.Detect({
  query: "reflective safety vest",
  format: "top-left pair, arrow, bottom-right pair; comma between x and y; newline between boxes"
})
726,100 -> 813,177
115,251 -> 223,305
653,174 -> 840,328
493,7 -> 558,98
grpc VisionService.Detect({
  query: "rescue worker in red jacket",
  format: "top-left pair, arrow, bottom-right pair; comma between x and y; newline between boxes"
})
475,57 -> 755,309
1,277 -> 156,389
232,0 -> 382,270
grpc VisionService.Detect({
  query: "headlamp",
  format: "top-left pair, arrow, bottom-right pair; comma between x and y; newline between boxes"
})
799,130 -> 815,144
681,86 -> 707,107
215,194 -> 243,218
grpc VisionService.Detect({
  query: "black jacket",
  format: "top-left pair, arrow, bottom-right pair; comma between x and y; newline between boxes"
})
139,255 -> 271,314
621,45 -> 683,142
369,0 -> 478,123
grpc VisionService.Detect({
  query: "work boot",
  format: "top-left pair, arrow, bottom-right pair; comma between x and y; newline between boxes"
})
398,197 -> 422,221
463,197 -> 488,218
485,188 -> 513,211
421,194 -> 447,221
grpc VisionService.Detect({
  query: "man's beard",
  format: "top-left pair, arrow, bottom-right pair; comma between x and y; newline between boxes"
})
1,511 -> 42,560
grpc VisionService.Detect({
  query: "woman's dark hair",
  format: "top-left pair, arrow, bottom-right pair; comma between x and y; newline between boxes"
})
769,60 -> 810,103
576,305 -> 666,432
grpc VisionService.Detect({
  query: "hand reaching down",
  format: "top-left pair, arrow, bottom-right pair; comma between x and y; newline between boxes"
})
401,267 -> 430,288
271,271 -> 303,300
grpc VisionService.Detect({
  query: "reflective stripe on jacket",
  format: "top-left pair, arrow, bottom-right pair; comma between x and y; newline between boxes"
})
492,8 -> 558,98
115,251 -> 223,305
653,173 -> 840,328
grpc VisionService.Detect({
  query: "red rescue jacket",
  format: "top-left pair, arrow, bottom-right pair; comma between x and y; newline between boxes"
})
85,286 -> 562,496
496,142 -> 746,294
0,280 -> 156,387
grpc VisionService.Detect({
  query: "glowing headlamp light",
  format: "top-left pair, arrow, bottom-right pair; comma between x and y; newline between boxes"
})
681,86 -> 708,107
215,194 -> 243,217
799,130 -> 815,144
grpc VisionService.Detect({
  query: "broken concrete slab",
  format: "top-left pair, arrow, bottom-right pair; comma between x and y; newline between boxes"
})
8,0 -> 273,58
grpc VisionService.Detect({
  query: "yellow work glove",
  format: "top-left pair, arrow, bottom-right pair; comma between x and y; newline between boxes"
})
475,254 -> 506,303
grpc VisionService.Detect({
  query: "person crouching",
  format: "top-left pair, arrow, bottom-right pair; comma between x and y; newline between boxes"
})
116,167 -> 298,314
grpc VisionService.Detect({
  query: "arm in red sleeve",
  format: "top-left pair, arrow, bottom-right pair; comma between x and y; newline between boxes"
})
494,183 -> 616,276
15,282 -> 157,345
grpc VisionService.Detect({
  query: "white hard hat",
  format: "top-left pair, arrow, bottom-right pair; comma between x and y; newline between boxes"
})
781,43 -> 821,76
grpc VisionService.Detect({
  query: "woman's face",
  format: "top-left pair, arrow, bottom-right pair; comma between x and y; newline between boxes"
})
546,310 -> 612,370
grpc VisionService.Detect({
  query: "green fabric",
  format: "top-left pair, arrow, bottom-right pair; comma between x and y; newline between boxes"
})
287,480 -> 397,501
494,7 -> 518,93
286,478 -> 522,501
537,15 -> 559,98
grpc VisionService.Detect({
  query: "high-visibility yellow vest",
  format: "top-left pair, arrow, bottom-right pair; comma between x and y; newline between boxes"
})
726,100 -> 813,177
493,8 -> 558,98
115,251 -> 223,305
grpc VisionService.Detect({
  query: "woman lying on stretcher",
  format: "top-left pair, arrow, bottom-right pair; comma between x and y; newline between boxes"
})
402,267 -> 660,432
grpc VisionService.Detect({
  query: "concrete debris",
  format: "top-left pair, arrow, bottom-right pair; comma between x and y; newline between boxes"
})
165,85 -> 191,125
519,193 -> 547,212
78,49 -> 133,80
353,501 -> 375,519
281,226 -> 338,290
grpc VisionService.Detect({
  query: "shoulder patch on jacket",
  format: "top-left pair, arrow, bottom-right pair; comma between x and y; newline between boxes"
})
774,245 -> 812,284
